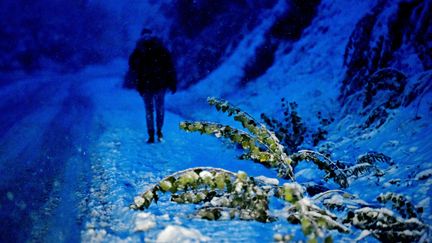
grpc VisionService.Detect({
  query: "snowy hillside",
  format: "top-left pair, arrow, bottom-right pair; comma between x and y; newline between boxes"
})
1,0 -> 431,242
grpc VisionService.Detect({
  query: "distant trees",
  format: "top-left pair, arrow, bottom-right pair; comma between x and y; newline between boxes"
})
0,0 -> 127,72
163,0 -> 276,88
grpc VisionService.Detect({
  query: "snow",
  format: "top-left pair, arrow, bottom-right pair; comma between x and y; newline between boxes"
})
133,197 -> 145,209
354,230 -> 372,241
199,171 -> 213,180
156,225 -> 210,243
6,192 -> 14,201
255,175 -> 280,186
415,169 -> 432,180
324,194 -> 344,207
134,212 -> 156,232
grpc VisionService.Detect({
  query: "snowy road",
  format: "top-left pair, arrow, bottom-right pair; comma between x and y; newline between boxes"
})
0,74 -> 95,242
0,70 -> 282,242
2,67 -> 430,242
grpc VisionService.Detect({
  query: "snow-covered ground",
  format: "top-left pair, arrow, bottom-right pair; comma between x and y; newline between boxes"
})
78,66 -> 289,242
0,61 -> 295,242
1,58 -> 430,242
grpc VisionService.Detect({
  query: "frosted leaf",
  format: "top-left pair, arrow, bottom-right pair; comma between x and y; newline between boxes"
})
134,196 -> 145,208
235,182 -> 244,193
199,171 -> 213,180
237,171 -> 248,181
255,176 -> 279,186
159,180 -> 173,192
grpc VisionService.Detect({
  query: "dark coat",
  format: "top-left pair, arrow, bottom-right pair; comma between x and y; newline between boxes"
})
128,37 -> 177,94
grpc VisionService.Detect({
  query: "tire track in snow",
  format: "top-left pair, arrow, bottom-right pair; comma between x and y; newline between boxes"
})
0,79 -> 61,139
0,78 -> 95,242
40,81 -> 98,242
0,80 -> 70,242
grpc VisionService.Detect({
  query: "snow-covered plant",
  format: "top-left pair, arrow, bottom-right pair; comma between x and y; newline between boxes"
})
312,190 -> 371,212
261,98 -> 334,154
131,168 -> 278,222
377,192 -> 421,219
181,98 -> 389,188
290,150 -> 395,188
261,100 -> 306,154
355,152 -> 394,166
278,183 -> 350,241
180,97 -> 295,180
179,98 -> 398,190
344,207 -> 428,242
131,97 -> 430,242
291,150 -> 349,188
343,163 -> 384,178
415,169 -> 432,180
131,168 -> 349,241
180,122 -> 275,168
341,152 -> 393,179
362,68 -> 407,109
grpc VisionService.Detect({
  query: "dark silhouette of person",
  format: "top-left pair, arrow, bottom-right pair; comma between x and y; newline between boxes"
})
128,29 -> 177,143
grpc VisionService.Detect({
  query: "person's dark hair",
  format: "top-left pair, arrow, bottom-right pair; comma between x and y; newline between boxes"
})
141,28 -> 153,36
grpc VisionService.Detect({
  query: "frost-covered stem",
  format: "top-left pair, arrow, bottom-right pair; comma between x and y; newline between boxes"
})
296,150 -> 339,168
291,150 -> 349,188
160,167 -> 237,182
207,97 -> 294,176
181,120 -> 295,180
343,163 -> 375,177
377,192 -> 420,219
346,207 -> 428,241
311,190 -> 347,201
207,97 -> 271,136
207,97 -> 285,153
183,121 -> 275,154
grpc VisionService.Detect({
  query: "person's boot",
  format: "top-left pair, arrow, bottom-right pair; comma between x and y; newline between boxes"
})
147,137 -> 154,144
157,130 -> 163,142
146,136 -> 155,144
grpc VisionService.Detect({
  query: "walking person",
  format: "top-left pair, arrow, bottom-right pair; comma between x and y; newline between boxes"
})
128,28 -> 177,143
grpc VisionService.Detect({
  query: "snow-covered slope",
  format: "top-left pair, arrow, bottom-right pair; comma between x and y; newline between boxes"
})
168,0 -> 375,117
166,0 -> 432,238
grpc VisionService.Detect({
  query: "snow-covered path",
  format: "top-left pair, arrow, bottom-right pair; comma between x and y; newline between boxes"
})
0,70 -> 283,242
0,74 -> 95,242
2,64 -> 431,242
78,74 -> 283,242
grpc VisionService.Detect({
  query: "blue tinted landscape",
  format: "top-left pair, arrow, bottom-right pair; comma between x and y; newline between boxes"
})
0,0 -> 431,242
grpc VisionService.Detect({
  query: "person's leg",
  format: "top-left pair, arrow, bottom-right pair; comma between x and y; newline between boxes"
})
155,89 -> 166,140
143,92 -> 155,143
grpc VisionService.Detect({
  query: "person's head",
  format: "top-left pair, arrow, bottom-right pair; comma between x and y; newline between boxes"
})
141,28 -> 153,37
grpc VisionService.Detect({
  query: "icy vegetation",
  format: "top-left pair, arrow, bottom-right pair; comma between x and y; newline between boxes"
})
1,0 -> 431,242
132,97 -> 430,241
